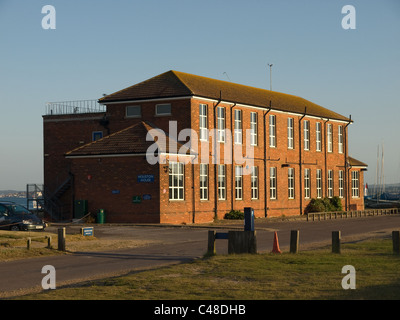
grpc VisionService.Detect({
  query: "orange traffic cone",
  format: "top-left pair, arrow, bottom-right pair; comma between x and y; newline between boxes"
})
271,231 -> 282,254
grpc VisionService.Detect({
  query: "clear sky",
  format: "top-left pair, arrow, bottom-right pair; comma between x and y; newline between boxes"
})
0,0 -> 399,190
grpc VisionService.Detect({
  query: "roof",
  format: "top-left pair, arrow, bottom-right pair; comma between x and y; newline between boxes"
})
99,70 -> 351,122
348,156 -> 368,168
65,121 -> 191,158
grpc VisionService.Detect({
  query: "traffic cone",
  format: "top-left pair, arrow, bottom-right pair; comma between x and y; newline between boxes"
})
271,231 -> 282,254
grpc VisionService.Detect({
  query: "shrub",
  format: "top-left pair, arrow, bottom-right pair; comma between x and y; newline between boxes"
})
224,210 -> 244,220
305,197 -> 342,214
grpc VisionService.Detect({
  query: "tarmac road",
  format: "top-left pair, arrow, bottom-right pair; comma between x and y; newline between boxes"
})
0,214 -> 399,298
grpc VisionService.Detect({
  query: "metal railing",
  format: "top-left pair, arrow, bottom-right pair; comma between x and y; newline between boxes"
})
307,208 -> 399,221
45,100 -> 106,115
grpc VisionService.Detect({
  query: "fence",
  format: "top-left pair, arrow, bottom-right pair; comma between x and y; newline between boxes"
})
307,208 -> 399,222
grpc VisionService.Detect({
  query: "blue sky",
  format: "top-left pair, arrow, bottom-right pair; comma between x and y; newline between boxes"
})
0,0 -> 399,190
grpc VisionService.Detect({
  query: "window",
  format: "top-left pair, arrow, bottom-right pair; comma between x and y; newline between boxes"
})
235,165 -> 243,200
251,166 -> 259,200
338,125 -> 343,154
304,169 -> 310,199
92,131 -> 103,141
316,169 -> 322,198
269,115 -> 276,147
156,103 -> 171,116
217,164 -> 226,200
169,162 -> 184,200
339,170 -> 344,198
316,122 -> 322,152
199,164 -> 208,200
126,105 -> 141,118
328,170 -> 334,198
288,168 -> 295,199
199,104 -> 208,141
287,118 -> 294,149
217,107 -> 225,143
234,109 -> 242,145
304,120 -> 310,151
250,112 -> 258,146
327,124 -> 333,152
352,171 -> 360,198
270,167 -> 277,199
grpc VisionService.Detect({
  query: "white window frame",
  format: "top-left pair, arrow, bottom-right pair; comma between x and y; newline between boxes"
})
199,164 -> 208,200
338,125 -> 343,154
269,115 -> 276,148
217,107 -> 225,143
217,164 -> 226,200
235,165 -> 243,200
352,171 -> 360,198
327,124 -> 333,153
270,167 -> 277,200
304,120 -> 310,151
304,168 -> 311,199
251,166 -> 259,200
287,118 -> 294,149
288,168 -> 295,199
169,162 -> 184,200
316,169 -> 322,199
199,104 -> 208,142
250,112 -> 258,146
328,170 -> 334,198
339,170 -> 344,198
156,103 -> 172,116
234,109 -> 242,145
316,122 -> 322,152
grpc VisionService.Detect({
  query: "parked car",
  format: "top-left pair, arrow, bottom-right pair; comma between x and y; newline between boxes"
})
0,201 -> 47,231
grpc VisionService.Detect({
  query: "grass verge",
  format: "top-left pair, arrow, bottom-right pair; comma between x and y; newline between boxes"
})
15,237 -> 400,300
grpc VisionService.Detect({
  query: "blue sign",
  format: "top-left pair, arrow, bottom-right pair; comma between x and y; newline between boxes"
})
81,227 -> 94,236
142,194 -> 151,200
112,190 -> 120,194
137,174 -> 154,183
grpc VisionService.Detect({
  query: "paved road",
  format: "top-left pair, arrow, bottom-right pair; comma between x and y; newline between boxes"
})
0,214 -> 399,298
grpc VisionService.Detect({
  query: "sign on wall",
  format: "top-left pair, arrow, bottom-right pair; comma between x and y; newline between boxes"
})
137,174 -> 154,183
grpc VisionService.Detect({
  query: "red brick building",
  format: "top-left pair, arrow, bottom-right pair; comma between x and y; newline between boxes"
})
43,70 -> 367,223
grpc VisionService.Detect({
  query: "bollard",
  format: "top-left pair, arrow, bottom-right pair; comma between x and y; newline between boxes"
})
332,231 -> 341,254
58,227 -> 66,251
393,231 -> 400,255
47,236 -> 52,249
207,230 -> 216,255
27,238 -> 31,250
290,230 -> 299,253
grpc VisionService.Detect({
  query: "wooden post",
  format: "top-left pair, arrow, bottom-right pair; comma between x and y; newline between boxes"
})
47,236 -> 52,249
228,231 -> 257,254
58,227 -> 66,251
393,231 -> 400,255
207,230 -> 216,255
290,230 -> 299,253
27,238 -> 31,250
332,231 -> 341,254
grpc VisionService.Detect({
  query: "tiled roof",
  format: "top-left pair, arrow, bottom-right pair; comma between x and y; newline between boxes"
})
65,121 -> 191,157
99,70 -> 351,122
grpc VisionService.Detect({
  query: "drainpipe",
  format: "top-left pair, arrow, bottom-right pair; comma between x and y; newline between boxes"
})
344,115 -> 352,211
230,103 -> 236,212
263,102 -> 272,217
299,107 -> 307,215
213,91 -> 222,220
192,154 -> 198,224
324,118 -> 330,197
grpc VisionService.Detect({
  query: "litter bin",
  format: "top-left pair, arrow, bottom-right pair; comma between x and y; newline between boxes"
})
97,209 -> 106,224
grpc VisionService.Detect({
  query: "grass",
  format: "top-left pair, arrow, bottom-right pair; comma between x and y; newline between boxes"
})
15,237 -> 400,300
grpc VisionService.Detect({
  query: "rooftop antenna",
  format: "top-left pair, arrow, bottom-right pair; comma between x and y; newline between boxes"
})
267,63 -> 273,91
223,72 -> 231,82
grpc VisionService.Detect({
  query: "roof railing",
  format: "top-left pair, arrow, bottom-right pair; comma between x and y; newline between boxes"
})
45,100 -> 106,115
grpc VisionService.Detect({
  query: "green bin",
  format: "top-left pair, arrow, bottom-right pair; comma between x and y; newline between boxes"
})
97,209 -> 106,224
